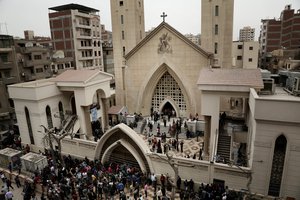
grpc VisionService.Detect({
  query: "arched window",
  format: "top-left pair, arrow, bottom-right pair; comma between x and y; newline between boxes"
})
25,107 -> 35,144
46,106 -> 53,128
58,101 -> 64,123
151,72 -> 186,116
268,135 -> 287,196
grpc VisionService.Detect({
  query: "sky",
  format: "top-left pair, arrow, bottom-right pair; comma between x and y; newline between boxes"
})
0,0 -> 299,40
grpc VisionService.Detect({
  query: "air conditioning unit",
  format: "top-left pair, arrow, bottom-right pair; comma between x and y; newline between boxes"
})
259,78 -> 275,95
292,77 -> 300,92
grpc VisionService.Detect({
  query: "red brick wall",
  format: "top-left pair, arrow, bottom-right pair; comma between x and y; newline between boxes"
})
65,40 -> 72,49
64,30 -> 71,39
55,41 -> 64,50
53,30 -> 63,39
52,19 -> 63,29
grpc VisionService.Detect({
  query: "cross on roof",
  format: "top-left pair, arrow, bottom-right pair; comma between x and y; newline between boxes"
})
161,12 -> 167,22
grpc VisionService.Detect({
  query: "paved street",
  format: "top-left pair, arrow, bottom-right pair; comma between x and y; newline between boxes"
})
0,177 -> 41,200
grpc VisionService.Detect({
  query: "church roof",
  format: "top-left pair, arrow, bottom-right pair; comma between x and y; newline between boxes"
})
53,69 -> 113,84
125,22 -> 212,60
197,68 -> 264,89
108,105 -> 126,115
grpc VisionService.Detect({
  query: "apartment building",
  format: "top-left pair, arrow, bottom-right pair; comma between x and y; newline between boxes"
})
49,4 -> 103,70
259,5 -> 300,69
239,26 -> 255,41
232,41 -> 259,69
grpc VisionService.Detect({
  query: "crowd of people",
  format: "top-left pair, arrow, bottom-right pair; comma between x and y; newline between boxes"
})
0,111 -> 236,199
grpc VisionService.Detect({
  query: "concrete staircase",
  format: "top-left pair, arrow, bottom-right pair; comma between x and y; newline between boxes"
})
216,134 -> 231,163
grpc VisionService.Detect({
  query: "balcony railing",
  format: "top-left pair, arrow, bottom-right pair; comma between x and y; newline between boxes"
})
24,60 -> 51,67
0,61 -> 14,69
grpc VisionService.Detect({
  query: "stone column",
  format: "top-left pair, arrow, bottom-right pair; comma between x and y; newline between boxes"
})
101,98 -> 110,132
77,106 -> 93,139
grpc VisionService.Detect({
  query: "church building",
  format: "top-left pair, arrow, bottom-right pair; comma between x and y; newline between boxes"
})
6,1 -> 300,199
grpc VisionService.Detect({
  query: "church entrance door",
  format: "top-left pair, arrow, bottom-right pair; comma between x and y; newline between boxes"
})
161,101 -> 176,117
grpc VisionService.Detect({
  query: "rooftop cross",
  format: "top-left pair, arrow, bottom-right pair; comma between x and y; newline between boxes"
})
160,12 -> 167,22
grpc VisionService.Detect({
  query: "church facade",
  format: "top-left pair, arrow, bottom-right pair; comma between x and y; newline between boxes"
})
123,22 -> 212,117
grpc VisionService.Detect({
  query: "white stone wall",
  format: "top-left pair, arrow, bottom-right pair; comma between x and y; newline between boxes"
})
249,89 -> 300,198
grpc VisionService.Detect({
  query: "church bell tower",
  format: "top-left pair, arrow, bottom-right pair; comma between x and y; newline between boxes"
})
110,0 -> 145,106
201,0 -> 234,68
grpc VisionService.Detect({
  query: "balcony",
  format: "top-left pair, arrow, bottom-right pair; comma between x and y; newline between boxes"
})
20,46 -> 49,54
77,32 -> 92,39
77,22 -> 91,29
2,76 -> 18,85
0,47 -> 13,52
0,61 -> 14,69
24,60 -> 51,67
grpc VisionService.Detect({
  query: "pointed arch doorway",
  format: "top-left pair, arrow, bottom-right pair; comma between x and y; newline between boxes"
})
151,71 -> 186,117
161,102 -> 175,116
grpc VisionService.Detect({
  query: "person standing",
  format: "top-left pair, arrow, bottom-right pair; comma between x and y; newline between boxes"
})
180,140 -> 184,153
5,191 -> 13,200
144,183 -> 148,198
5,179 -> 14,191
7,162 -> 12,174
14,175 -> 21,188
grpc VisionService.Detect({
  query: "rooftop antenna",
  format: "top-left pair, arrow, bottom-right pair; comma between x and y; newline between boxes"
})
0,23 -> 8,34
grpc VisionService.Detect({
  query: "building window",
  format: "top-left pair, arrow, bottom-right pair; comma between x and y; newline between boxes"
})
58,101 -> 64,123
119,1 -> 123,6
122,31 -> 125,40
215,24 -> 218,35
25,107 -> 35,144
57,64 -> 64,69
249,46 -> 253,50
121,15 -> 124,24
46,105 -> 53,129
123,46 -> 126,56
215,5 -> 219,16
139,16 -> 142,25
94,51 -> 97,56
4,71 -> 10,78
34,55 -> 42,60
248,58 -> 253,62
237,45 -> 243,49
237,56 -> 242,60
151,72 -> 187,115
214,42 -> 218,54
36,68 -> 43,73
65,63 -> 70,68
139,1 -> 141,7
0,53 -> 8,62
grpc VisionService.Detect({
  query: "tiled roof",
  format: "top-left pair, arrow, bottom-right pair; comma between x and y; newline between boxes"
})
197,68 -> 264,88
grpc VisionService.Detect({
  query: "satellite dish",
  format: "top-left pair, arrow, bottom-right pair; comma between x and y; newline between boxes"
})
53,50 -> 65,59
25,42 -> 33,47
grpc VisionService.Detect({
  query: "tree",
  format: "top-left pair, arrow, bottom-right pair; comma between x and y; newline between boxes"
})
40,118 -> 77,167
153,152 -> 178,200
